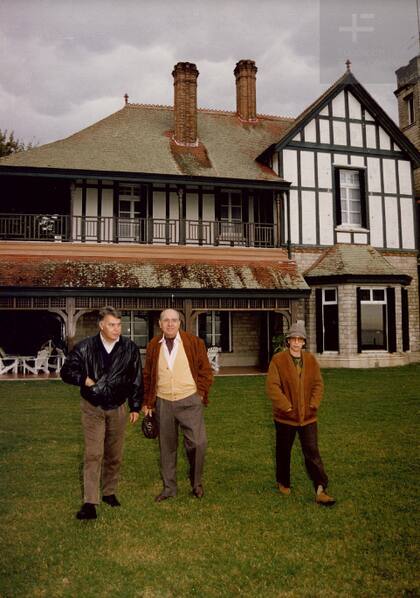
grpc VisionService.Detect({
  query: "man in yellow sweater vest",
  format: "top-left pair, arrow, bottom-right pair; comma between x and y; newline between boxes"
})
143,309 -> 214,501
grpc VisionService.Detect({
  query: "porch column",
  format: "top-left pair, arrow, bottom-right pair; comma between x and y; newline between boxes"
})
285,190 -> 291,259
50,298 -> 92,350
178,187 -> 186,244
183,299 -> 195,333
275,193 -> 282,249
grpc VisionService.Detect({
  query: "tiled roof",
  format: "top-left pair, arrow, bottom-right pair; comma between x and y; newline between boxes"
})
0,104 -> 293,182
304,244 -> 406,278
0,254 -> 308,291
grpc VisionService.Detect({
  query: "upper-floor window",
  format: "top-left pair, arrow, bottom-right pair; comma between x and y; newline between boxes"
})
405,93 -> 415,125
220,190 -> 242,223
334,167 -> 366,229
118,184 -> 145,242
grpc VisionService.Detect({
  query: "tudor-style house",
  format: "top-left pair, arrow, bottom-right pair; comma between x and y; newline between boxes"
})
0,59 -> 419,369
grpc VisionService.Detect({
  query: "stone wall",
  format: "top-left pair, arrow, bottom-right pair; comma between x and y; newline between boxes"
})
292,248 -> 420,366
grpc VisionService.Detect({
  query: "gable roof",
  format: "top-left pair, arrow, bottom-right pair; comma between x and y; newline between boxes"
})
304,243 -> 411,285
258,71 -> 420,167
0,104 -> 293,185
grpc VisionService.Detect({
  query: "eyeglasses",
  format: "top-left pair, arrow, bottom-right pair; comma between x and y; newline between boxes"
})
161,318 -> 180,324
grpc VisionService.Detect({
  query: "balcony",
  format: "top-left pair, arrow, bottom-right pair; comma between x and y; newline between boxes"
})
0,214 -> 279,248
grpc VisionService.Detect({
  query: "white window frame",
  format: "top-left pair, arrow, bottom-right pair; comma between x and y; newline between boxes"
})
196,311 -> 232,352
321,287 -> 339,353
118,184 -> 141,241
120,311 -> 149,350
339,169 -> 362,227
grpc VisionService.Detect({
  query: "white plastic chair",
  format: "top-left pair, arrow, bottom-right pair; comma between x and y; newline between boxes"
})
0,356 -> 19,375
207,346 -> 220,373
22,350 -> 50,375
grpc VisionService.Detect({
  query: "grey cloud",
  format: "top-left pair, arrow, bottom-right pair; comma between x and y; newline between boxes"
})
0,0 -> 412,144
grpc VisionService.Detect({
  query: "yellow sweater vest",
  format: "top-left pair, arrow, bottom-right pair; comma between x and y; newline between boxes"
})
156,342 -> 197,401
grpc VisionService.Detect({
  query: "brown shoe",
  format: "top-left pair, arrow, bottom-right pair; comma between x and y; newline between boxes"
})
316,489 -> 336,506
154,493 -> 173,503
192,485 -> 204,499
278,484 -> 291,496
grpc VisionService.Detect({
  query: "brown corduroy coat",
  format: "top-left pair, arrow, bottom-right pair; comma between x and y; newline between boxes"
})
266,350 -> 324,426
143,330 -> 213,408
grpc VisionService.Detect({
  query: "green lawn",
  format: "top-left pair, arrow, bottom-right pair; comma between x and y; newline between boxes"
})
0,366 -> 419,597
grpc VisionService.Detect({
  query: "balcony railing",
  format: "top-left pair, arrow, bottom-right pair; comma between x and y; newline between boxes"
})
0,213 -> 280,247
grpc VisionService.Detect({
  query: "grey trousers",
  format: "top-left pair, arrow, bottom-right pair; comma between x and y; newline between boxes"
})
155,394 -> 207,497
80,399 -> 127,504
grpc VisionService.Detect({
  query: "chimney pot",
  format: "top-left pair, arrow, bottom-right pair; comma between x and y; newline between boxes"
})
234,59 -> 258,122
172,61 -> 199,145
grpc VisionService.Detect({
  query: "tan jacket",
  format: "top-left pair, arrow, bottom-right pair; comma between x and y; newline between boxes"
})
266,350 -> 323,426
143,330 -> 213,408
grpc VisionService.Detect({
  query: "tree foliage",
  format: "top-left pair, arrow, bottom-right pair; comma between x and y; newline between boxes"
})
0,129 -> 34,157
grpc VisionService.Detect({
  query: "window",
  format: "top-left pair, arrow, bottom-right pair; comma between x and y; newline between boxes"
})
405,93 -> 415,125
216,190 -> 246,243
120,311 -> 149,349
197,311 -> 231,351
334,168 -> 366,229
315,288 -> 339,353
118,184 -> 145,241
339,170 -> 361,226
220,190 -> 242,223
356,287 -> 396,352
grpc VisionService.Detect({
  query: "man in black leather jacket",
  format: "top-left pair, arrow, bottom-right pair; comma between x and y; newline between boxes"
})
61,306 -> 143,520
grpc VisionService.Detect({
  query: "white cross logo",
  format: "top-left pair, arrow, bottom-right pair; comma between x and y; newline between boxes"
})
339,13 -> 374,43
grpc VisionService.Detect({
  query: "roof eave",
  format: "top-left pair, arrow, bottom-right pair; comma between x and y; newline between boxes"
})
0,165 -> 290,191
304,273 -> 412,285
0,286 -> 310,298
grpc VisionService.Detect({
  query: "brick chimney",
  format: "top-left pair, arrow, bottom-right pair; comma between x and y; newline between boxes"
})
172,62 -> 199,146
234,59 -> 258,122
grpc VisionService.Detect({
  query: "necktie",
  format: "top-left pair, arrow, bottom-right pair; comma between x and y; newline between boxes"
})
165,337 -> 174,354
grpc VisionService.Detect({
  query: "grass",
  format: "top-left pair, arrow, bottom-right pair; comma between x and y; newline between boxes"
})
0,365 -> 419,597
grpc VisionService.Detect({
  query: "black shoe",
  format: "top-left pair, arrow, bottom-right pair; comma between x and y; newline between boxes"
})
192,485 -> 204,499
102,494 -> 121,507
76,503 -> 97,520
154,493 -> 173,503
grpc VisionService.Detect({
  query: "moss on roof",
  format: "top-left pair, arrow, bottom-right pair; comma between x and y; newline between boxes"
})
304,244 -> 404,277
1,256 -> 308,291
0,105 -> 293,182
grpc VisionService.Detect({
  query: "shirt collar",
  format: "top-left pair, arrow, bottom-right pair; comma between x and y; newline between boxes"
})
100,333 -> 120,352
159,331 -> 181,344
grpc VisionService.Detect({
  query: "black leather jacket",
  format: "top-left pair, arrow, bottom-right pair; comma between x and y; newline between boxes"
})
60,334 -> 143,412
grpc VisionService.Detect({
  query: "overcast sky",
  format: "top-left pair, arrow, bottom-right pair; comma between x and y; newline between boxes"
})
0,0 -> 418,146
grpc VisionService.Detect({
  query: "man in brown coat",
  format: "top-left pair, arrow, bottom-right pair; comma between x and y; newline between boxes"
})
266,322 -> 335,506
143,309 -> 213,502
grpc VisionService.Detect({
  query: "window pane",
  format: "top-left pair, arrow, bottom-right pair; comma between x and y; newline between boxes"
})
220,206 -> 229,219
361,304 -> 386,349
350,213 -> 361,225
360,289 -> 370,301
231,207 -> 242,221
372,289 -> 385,302
324,289 -> 336,302
349,188 -> 360,200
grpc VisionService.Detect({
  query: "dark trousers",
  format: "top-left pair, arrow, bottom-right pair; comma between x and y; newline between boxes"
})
81,399 -> 127,504
155,394 -> 207,497
275,421 -> 328,490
